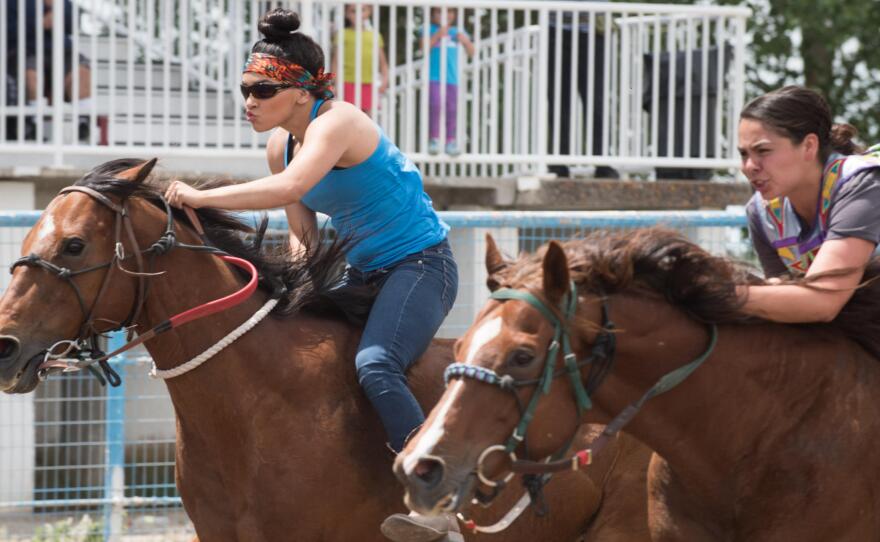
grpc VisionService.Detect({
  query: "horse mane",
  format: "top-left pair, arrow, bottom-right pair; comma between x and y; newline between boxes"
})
73,158 -> 374,326
494,227 -> 880,360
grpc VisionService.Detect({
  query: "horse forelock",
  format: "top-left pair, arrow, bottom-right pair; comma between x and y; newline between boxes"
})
68,158 -> 373,326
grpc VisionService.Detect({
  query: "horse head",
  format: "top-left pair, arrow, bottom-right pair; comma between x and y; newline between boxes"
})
0,159 -> 161,393
394,229 -> 741,515
394,234 -> 606,514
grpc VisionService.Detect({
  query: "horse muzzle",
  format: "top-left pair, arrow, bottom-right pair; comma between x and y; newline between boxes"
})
0,334 -> 44,394
394,453 -> 477,515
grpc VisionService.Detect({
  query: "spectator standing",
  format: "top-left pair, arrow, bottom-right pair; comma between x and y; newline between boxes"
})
424,7 -> 473,156
331,3 -> 389,116
546,1 -> 617,178
5,0 -> 92,140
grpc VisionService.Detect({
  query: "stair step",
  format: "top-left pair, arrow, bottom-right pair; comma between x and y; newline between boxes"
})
94,87 -> 235,118
103,115 -> 269,147
80,35 -> 150,64
81,35 -> 234,90
93,59 -> 184,90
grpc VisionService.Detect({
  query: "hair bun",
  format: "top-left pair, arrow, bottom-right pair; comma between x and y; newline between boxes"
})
258,8 -> 301,42
830,123 -> 862,155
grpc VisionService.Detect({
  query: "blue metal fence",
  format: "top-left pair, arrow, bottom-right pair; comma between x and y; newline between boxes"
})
0,209 -> 750,540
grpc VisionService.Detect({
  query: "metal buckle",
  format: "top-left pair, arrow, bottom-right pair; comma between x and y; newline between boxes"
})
475,444 -> 517,487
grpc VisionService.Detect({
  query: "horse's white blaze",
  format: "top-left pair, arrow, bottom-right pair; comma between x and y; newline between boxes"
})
36,213 -> 56,243
402,317 -> 501,474
465,316 -> 502,364
403,380 -> 464,475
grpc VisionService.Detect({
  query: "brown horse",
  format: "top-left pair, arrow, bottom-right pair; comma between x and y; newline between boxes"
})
0,159 -> 651,541
396,228 -> 880,541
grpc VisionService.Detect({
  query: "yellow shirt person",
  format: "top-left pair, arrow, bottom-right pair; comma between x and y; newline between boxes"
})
330,4 -> 389,115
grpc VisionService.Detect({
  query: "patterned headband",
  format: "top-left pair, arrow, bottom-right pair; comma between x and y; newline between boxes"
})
243,53 -> 335,100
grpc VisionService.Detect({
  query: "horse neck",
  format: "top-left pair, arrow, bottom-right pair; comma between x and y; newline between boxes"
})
129,232 -> 454,421
126,217 -> 275,401
132,240 -> 454,444
591,292 -> 872,496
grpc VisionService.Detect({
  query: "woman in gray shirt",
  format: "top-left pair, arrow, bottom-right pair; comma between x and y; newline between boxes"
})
739,85 -> 880,322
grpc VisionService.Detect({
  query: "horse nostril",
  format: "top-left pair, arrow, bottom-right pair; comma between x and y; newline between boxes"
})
0,336 -> 21,362
413,457 -> 445,490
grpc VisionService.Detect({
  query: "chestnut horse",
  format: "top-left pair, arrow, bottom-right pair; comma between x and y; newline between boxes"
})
0,159 -> 652,541
396,228 -> 880,541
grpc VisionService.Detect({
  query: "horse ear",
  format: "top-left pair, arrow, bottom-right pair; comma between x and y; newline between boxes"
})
117,158 -> 158,183
485,233 -> 508,291
542,241 -> 570,303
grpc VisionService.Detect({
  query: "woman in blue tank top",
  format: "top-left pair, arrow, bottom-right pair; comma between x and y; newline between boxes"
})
165,9 -> 461,540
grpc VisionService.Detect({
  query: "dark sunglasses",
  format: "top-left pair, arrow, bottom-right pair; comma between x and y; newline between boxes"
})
240,82 -> 293,100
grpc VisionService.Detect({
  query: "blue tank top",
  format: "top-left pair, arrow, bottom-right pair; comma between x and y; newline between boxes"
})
284,100 -> 449,271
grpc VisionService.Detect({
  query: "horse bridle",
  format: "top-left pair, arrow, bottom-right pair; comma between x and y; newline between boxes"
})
444,283 -> 615,489
443,281 -> 718,509
10,186 -> 177,383
9,186 -> 263,385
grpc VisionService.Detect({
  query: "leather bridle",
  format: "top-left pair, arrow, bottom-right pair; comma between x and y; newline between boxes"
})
10,186 -> 268,385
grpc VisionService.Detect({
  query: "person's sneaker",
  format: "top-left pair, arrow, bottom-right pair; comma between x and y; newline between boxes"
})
380,511 -> 461,542
428,139 -> 441,155
445,141 -> 461,156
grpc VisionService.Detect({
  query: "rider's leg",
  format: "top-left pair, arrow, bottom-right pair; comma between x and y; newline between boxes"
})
355,240 -> 458,452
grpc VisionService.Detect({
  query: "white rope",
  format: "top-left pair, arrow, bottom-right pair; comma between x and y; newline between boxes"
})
150,297 -> 279,380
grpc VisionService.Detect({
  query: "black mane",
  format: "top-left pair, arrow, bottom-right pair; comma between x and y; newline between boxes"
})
74,158 -> 374,325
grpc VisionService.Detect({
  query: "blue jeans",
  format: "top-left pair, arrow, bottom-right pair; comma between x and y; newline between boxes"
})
341,239 -> 458,452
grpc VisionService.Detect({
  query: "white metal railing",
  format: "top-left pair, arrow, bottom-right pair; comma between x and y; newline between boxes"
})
0,0 -> 749,179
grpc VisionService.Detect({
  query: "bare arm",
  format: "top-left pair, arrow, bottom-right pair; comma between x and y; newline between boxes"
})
167,111 -> 353,210
284,202 -> 318,258
458,30 -> 475,57
265,129 -> 317,257
378,49 -> 389,94
739,237 -> 877,322
427,26 -> 447,50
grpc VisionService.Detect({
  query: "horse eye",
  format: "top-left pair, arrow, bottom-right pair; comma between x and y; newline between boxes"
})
63,238 -> 86,256
507,349 -> 535,368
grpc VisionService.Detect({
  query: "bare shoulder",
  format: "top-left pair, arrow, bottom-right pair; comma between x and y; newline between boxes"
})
305,101 -> 378,164
266,128 -> 292,174
309,100 -> 374,135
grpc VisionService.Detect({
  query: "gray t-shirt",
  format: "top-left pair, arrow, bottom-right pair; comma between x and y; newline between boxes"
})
746,167 -> 880,277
